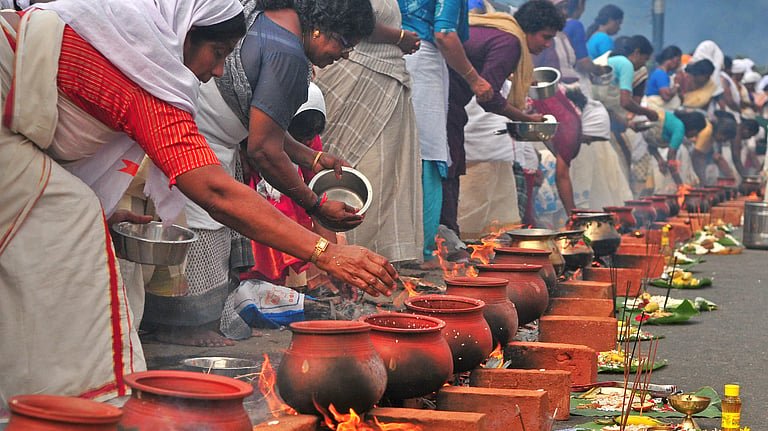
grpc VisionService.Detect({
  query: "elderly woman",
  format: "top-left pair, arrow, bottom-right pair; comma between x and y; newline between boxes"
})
0,0 -> 395,402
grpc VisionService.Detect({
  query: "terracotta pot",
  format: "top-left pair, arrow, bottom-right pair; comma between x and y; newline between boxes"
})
568,213 -> 621,257
555,230 -> 595,271
6,395 -> 122,431
492,246 -> 557,294
739,176 -> 764,197
362,313 -> 453,400
444,276 -> 518,346
643,196 -> 670,221
120,370 -> 252,431
603,206 -> 637,234
505,228 -> 565,277
717,176 -> 737,187
683,192 -> 710,213
475,263 -> 548,325
701,187 -> 722,206
404,295 -> 493,373
624,200 -> 657,229
657,194 -> 681,217
277,321 -> 386,415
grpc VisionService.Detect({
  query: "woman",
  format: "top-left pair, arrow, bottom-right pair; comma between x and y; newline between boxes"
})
0,0 -> 394,402
645,45 -> 682,110
682,58 -> 717,110
314,0 -> 423,263
585,4 -> 622,59
643,110 -> 707,187
145,0 -> 383,347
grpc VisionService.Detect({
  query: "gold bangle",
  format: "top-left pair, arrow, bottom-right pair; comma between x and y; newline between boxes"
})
310,237 -> 330,263
397,29 -> 405,45
462,66 -> 475,79
311,151 -> 324,171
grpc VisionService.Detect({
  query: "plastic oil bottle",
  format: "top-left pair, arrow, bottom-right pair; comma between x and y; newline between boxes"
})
721,383 -> 742,431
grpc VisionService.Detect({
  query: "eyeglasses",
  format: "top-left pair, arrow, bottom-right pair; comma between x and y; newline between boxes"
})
331,33 -> 354,54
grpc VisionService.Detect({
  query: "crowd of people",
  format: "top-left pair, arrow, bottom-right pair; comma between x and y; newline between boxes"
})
1,0 -> 767,409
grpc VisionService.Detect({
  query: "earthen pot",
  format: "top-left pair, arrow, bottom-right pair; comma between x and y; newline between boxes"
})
691,188 -> 717,207
740,176 -> 765,197
277,321 -> 387,415
603,206 -> 637,234
505,228 -> 565,276
362,313 -> 453,400
120,370 -> 252,431
404,295 -> 493,373
568,213 -> 621,258
6,395 -> 122,431
475,263 -> 548,325
555,230 -> 595,271
701,187 -> 722,206
683,192 -> 710,213
643,196 -> 670,221
624,200 -> 657,229
657,194 -> 681,217
492,246 -> 557,294
444,276 -> 518,346
717,176 -> 737,187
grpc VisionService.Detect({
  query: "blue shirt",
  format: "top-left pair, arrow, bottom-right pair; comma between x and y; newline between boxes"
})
398,0 -> 468,43
587,31 -> 613,59
563,19 -> 588,60
608,55 -> 634,91
645,68 -> 671,96
663,111 -> 686,150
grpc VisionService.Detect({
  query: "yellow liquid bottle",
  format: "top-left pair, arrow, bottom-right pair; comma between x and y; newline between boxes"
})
721,384 -> 742,431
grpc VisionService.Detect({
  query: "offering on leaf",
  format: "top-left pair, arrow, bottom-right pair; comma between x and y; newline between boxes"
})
597,350 -> 668,373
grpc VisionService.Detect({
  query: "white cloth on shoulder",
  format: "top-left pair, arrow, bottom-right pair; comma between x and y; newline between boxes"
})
35,0 -> 243,114
692,40 -> 724,96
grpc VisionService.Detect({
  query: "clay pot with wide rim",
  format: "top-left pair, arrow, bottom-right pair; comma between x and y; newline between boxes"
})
657,194 -> 681,217
683,192 -> 710,213
493,247 -> 557,294
643,196 -> 670,221
690,188 -> 716,207
276,321 -> 387,415
505,228 -> 565,276
740,176 -> 765,197
624,200 -> 657,229
362,313 -> 453,400
404,295 -> 493,373
568,213 -> 621,257
555,230 -> 595,271
120,370 -> 253,431
444,276 -> 518,346
475,263 -> 548,325
7,395 -> 122,431
603,206 -> 637,234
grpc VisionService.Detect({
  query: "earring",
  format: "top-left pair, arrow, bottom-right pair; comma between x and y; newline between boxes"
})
313,30 -> 320,39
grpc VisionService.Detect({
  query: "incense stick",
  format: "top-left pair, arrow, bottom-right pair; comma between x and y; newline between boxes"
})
663,256 -> 678,310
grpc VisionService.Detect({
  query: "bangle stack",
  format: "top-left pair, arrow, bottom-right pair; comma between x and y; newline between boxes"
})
310,237 -> 330,263
305,192 -> 328,216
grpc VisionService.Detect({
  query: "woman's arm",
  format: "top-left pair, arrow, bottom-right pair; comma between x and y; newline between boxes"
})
434,31 -> 493,102
368,21 -> 420,53
620,90 -> 659,121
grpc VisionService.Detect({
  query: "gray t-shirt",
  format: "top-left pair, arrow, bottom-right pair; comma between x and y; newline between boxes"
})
240,12 -> 310,129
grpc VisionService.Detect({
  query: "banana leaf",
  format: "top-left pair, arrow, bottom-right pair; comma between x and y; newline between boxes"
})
570,386 -> 722,418
598,358 -> 668,373
619,299 -> 700,325
649,277 -> 713,289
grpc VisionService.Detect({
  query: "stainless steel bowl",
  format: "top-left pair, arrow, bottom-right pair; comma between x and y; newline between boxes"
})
308,166 -> 373,232
528,67 -> 561,100
111,221 -> 197,266
590,65 -> 614,85
181,357 -> 260,378
505,120 -> 559,142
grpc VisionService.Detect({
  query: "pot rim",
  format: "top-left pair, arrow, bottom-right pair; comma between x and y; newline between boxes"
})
624,200 -> 653,206
444,276 -> 509,287
362,312 -> 445,333
643,196 -> 667,201
476,263 -> 543,272
124,370 -> 253,400
9,395 -> 123,424
289,320 -> 371,334
493,246 -> 552,256
506,228 -> 559,239
404,294 -> 485,314
603,206 -> 633,212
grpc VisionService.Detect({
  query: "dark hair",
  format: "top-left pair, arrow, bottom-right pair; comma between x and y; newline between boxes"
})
188,12 -> 247,45
723,55 -> 733,71
566,0 -> 583,17
655,45 -> 682,64
294,0 -> 375,40
740,118 -> 760,137
713,111 -> 738,140
514,0 -> 565,34
565,87 -> 588,110
686,59 -> 715,77
675,110 -> 707,134
586,4 -> 623,38
610,35 -> 630,56
628,35 -> 653,56
288,109 -> 326,142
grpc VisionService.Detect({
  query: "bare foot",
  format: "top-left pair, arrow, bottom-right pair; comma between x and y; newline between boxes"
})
154,325 -> 236,347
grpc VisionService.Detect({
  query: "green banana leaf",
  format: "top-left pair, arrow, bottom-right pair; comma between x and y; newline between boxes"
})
598,358 -> 668,374
649,277 -> 713,289
617,298 -> 700,325
570,386 -> 722,418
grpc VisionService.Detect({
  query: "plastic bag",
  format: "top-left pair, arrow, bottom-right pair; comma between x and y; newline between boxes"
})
220,279 -> 305,340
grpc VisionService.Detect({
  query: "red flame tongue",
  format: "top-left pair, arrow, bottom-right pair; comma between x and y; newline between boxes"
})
313,401 -> 422,430
258,354 -> 297,417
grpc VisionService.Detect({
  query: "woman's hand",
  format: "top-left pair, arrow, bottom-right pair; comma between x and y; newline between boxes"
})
469,74 -> 494,102
397,30 -> 421,54
107,209 -> 153,226
316,200 -> 364,231
314,152 -> 349,179
315,243 -> 397,296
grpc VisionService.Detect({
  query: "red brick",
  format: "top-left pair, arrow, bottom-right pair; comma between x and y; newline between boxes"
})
437,386 -> 549,431
582,267 -> 643,297
616,243 -> 662,255
538,315 -> 617,352
368,407 -> 487,431
505,341 -> 597,386
711,206 -> 743,226
554,280 -> 613,299
252,415 -> 319,431
469,368 -> 571,420
545,298 -> 615,318
613,253 -> 664,278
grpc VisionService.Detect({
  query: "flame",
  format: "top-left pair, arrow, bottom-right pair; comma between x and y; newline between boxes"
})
258,354 -> 297,417
433,236 -> 478,278
748,191 -> 759,199
677,183 -> 692,207
465,265 -> 479,277
469,230 -> 501,265
314,402 -> 422,431
392,278 -> 421,308
489,343 -> 503,361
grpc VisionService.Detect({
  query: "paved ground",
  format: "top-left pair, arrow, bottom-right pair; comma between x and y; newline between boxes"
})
142,230 -> 768,429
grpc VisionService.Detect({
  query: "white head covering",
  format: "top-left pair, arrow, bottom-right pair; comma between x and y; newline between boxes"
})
692,40 -> 724,95
731,59 -> 749,74
35,0 -> 243,115
743,71 -> 761,85
296,83 -> 327,117
757,75 -> 768,93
